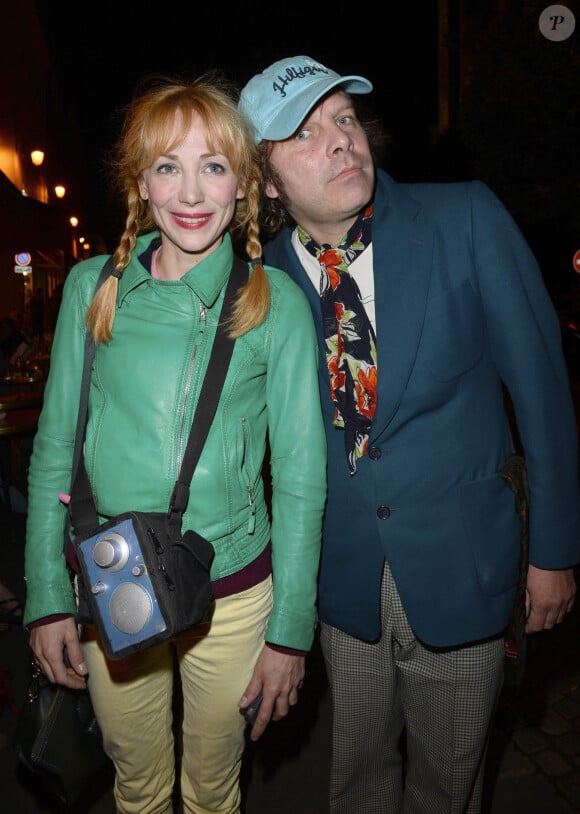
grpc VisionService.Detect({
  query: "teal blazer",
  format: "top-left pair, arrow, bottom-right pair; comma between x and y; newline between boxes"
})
264,170 -> 580,647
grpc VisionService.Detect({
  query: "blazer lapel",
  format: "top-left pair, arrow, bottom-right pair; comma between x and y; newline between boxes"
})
370,179 -> 432,436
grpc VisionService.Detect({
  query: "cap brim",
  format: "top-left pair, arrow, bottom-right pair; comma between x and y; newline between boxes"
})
262,75 -> 373,141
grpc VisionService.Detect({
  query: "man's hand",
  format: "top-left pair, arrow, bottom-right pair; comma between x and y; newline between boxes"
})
525,564 -> 576,633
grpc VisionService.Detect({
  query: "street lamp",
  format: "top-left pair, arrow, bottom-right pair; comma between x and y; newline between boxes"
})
70,216 -> 79,257
30,150 -> 45,167
54,185 -> 66,199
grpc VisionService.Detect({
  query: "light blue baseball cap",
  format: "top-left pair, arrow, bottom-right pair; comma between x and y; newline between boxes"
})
239,55 -> 373,144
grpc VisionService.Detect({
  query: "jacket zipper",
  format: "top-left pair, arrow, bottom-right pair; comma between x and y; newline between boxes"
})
242,416 -> 256,534
178,303 -> 206,465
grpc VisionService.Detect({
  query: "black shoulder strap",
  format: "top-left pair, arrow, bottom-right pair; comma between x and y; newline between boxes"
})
69,254 -> 249,537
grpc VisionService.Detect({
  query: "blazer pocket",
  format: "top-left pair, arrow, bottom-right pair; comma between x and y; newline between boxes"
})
420,280 -> 484,381
459,473 -> 521,595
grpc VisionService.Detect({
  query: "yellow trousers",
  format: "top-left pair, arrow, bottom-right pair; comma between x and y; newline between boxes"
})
82,576 -> 273,814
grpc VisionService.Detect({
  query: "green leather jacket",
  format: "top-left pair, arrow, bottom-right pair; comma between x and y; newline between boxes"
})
23,233 -> 327,651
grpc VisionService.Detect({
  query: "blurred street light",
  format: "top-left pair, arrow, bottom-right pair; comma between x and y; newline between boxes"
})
30,149 -> 45,167
70,215 -> 79,257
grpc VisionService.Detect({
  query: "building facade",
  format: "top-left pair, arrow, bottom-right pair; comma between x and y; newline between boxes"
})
0,1 -> 98,334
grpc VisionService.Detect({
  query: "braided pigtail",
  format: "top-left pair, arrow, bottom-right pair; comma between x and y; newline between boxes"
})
86,193 -> 145,344
227,165 -> 269,338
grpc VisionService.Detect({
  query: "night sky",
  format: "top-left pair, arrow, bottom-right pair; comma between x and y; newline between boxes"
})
34,1 -> 439,248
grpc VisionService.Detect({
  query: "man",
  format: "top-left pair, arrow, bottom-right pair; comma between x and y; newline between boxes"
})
239,56 -> 580,812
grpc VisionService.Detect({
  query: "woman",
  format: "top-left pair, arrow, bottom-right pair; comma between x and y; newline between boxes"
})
23,73 -> 327,814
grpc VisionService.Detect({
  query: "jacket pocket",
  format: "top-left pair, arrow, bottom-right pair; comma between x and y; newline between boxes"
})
459,472 -> 521,595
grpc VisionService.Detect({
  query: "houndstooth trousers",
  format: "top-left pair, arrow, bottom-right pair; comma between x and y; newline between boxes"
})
320,560 -> 505,814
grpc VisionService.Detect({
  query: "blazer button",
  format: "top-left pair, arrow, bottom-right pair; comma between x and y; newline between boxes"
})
368,446 -> 382,460
377,505 -> 391,519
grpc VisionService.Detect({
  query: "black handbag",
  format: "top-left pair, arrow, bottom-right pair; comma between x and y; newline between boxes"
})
13,656 -> 111,806
69,254 -> 245,659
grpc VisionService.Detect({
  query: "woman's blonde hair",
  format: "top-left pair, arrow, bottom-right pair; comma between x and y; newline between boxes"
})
86,72 -> 268,343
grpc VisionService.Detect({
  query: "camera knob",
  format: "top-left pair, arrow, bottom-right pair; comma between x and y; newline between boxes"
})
93,532 -> 130,571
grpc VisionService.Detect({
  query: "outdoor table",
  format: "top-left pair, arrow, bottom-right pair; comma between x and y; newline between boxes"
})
0,408 -> 40,511
0,372 -> 45,398
0,390 -> 43,412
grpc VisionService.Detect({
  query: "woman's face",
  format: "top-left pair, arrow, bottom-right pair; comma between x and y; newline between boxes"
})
138,110 -> 244,278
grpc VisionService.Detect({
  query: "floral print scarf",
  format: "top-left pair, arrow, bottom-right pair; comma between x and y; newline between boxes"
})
298,204 -> 376,474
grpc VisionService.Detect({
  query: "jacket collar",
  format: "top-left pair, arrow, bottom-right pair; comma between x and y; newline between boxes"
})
115,232 -> 235,310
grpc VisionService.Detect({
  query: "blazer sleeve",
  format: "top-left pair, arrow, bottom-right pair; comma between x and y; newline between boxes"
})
469,180 -> 580,568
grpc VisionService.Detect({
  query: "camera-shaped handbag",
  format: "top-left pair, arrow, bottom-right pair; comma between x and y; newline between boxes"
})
74,511 -> 215,659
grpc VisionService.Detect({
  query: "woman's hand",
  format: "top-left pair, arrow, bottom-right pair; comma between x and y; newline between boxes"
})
240,646 -> 305,741
29,617 -> 88,689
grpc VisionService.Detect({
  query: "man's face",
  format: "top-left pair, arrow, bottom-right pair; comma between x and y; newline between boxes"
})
265,91 -> 375,245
